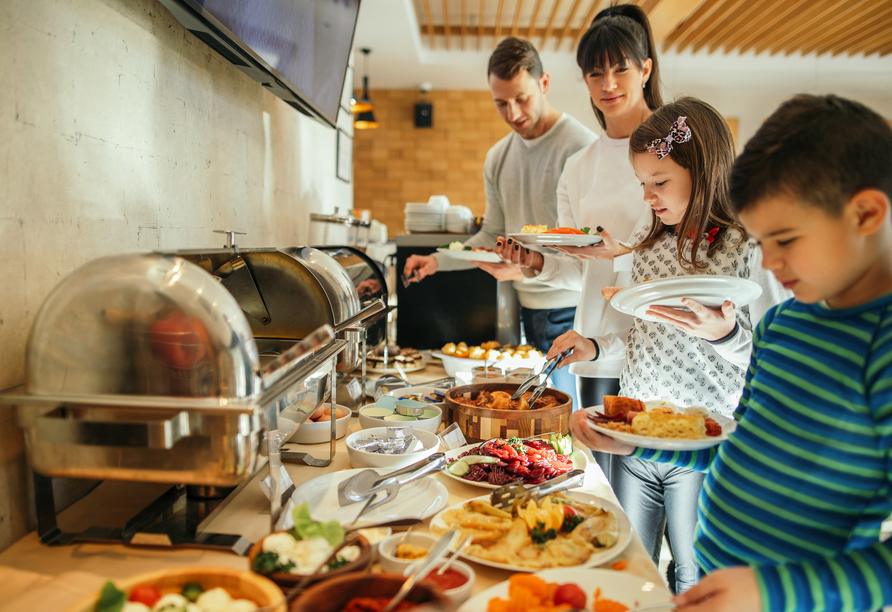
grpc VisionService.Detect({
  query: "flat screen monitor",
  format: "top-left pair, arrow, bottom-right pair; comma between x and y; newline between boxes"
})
158,0 -> 360,127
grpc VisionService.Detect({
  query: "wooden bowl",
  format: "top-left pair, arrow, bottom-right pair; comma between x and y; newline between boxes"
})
248,532 -> 372,590
66,566 -> 285,612
445,383 -> 572,443
289,572 -> 454,612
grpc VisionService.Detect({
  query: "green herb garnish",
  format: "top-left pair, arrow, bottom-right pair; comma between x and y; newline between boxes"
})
506,436 -> 527,454
562,513 -> 585,533
253,551 -> 296,575
328,556 -> 351,570
581,227 -> 591,234
531,521 -> 557,545
94,581 -> 127,612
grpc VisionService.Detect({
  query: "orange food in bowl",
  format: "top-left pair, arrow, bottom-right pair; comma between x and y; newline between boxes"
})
544,227 -> 586,235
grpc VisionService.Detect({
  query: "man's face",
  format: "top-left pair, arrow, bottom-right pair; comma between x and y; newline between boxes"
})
489,69 -> 549,139
739,194 -> 869,307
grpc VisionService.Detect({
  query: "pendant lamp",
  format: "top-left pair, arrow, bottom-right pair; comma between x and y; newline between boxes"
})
352,48 -> 378,129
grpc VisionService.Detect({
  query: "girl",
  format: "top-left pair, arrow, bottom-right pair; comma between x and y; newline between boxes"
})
551,98 -> 789,593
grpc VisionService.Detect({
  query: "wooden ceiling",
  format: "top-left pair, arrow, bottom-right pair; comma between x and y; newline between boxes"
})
413,0 -> 892,57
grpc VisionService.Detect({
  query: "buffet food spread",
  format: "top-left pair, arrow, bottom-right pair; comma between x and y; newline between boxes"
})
440,341 -> 542,361
446,436 -> 574,485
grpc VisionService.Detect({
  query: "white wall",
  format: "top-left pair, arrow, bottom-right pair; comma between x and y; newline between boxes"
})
0,0 -> 352,552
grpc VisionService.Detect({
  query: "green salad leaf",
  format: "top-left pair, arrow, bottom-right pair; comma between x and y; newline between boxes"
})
581,227 -> 591,235
288,502 -> 345,546
94,581 -> 127,612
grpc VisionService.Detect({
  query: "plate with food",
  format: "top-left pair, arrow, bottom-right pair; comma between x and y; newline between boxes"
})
609,275 -> 762,323
430,491 -> 631,572
458,568 -> 671,612
437,245 -> 503,263
290,468 -> 450,528
366,346 -> 427,373
442,435 -> 589,489
584,395 -> 736,451
508,226 -> 603,247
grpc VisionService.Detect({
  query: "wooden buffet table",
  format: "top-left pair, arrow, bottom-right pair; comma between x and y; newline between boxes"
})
0,363 -> 668,611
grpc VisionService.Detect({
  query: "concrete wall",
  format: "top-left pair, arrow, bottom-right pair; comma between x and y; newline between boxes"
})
0,0 -> 353,552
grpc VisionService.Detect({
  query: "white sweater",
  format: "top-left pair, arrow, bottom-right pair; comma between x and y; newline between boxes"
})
531,134 -> 651,378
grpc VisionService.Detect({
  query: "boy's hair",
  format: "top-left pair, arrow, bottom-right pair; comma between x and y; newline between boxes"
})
630,97 -> 745,271
576,3 -> 662,130
730,94 -> 892,216
488,38 -> 543,81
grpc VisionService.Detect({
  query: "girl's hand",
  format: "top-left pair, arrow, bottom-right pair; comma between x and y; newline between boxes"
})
673,566 -> 761,612
646,299 -> 737,342
494,237 -> 544,272
569,410 -> 635,455
550,228 -> 631,261
545,330 -> 597,365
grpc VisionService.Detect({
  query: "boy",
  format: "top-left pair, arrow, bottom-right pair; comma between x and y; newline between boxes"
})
570,94 -> 892,612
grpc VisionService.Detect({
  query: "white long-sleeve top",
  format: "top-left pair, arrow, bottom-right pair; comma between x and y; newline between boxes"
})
530,134 -> 651,378
594,226 -> 791,416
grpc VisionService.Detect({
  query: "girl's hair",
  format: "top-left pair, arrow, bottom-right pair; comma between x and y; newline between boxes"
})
630,97 -> 745,271
576,4 -> 662,130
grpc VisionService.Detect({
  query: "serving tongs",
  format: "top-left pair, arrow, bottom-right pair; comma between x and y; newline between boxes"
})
490,468 -> 585,510
337,454 -> 447,520
510,348 -> 573,404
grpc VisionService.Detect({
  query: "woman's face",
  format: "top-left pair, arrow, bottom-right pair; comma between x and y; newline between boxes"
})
584,57 -> 652,121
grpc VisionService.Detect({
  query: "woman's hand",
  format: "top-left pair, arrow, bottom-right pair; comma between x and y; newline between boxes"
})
646,299 -> 737,342
494,236 -> 544,272
472,260 -> 524,281
546,330 -> 597,365
673,567 -> 761,612
550,228 -> 631,261
569,410 -> 635,455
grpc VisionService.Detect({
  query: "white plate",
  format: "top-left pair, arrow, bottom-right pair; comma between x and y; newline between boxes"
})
610,275 -> 762,323
435,248 -> 503,263
385,386 -> 447,402
583,405 -> 737,451
508,233 -> 603,247
441,442 -> 589,490
457,567 -> 671,612
366,354 -> 427,374
430,351 -> 546,377
290,468 -> 450,528
430,491 -> 632,572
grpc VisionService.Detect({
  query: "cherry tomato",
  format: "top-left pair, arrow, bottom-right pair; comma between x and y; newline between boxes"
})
553,583 -> 586,609
563,505 -> 578,517
128,585 -> 162,607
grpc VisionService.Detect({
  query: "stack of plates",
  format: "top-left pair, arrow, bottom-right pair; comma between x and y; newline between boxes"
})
445,206 -> 472,233
405,198 -> 448,233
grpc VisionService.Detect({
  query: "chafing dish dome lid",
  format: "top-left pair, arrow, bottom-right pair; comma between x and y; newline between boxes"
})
25,253 -> 261,399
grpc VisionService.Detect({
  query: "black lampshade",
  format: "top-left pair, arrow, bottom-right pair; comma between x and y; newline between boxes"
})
354,109 -> 379,129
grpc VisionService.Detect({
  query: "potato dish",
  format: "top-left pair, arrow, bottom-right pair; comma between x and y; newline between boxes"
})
441,341 -> 542,361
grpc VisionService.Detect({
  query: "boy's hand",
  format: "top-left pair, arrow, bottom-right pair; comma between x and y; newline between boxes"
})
673,566 -> 761,612
569,410 -> 635,455
646,299 -> 737,342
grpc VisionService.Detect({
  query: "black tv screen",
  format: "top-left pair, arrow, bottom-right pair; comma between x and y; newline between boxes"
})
158,0 -> 360,127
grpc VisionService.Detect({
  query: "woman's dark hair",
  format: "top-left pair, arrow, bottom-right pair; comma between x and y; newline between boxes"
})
630,97 -> 745,271
576,3 -> 662,130
730,94 -> 892,217
488,37 -> 543,81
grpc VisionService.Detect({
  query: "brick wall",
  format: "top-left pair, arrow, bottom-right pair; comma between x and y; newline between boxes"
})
353,89 -> 511,237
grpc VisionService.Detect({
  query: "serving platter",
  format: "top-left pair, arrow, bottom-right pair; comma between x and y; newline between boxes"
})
441,442 -> 590,490
610,275 -> 762,323
457,567 -> 671,612
436,248 -> 503,263
429,491 -> 631,572
507,233 -> 603,247
583,405 -> 737,451
290,468 -> 449,528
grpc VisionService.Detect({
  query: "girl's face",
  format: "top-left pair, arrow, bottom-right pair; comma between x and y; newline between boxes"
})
583,57 -> 652,121
631,151 -> 692,227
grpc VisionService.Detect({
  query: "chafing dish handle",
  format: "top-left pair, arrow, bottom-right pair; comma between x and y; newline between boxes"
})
260,324 -> 336,378
333,298 -> 386,334
36,408 -> 190,449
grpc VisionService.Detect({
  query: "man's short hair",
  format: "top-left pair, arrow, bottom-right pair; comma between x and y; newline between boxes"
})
487,37 -> 543,81
730,94 -> 892,216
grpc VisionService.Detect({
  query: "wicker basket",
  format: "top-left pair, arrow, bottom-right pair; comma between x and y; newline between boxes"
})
445,383 -> 572,443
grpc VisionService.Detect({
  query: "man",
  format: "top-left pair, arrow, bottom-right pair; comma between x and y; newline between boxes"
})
404,37 -> 595,406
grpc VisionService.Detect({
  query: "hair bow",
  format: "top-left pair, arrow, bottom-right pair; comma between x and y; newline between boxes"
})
646,116 -> 692,160
688,226 -> 720,243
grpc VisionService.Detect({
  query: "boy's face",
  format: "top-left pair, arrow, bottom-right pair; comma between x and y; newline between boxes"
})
739,194 -> 870,307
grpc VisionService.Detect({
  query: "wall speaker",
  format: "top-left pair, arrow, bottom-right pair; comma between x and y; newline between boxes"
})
415,103 -> 433,128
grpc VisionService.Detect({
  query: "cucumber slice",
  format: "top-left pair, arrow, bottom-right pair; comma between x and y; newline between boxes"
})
447,460 -> 470,476
463,455 -> 498,465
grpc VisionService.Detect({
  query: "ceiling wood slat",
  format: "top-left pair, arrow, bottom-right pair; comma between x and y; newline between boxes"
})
543,0 -> 565,48
663,0 -> 724,49
573,0 -> 604,51
704,0 -> 776,54
845,13 -> 892,56
423,0 -> 435,50
794,0 -> 880,55
442,0 -> 451,49
641,0 -> 661,13
650,0 -> 714,45
461,0 -> 467,49
432,23 -> 592,38
511,0 -> 525,36
477,0 -> 485,50
747,0 -> 839,54
557,0 -> 585,51
778,0 -> 873,56
528,0 -> 545,40
494,0 -> 506,46
732,0 -> 815,53
758,0 -> 852,55
822,4 -> 892,56
862,36 -> 892,56
677,0 -> 748,54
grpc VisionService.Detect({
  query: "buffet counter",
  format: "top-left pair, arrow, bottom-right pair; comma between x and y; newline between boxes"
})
0,363 -> 668,611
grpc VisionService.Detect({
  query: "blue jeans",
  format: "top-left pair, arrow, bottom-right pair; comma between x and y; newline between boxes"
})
519,306 -> 579,411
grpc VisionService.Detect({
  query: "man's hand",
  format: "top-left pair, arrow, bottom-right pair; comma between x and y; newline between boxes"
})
404,254 -> 438,282
546,330 -> 597,365
673,567 -> 761,612
494,236 -> 544,272
551,228 -> 631,261
569,410 -> 635,455
646,299 -> 737,342
472,260 -> 524,281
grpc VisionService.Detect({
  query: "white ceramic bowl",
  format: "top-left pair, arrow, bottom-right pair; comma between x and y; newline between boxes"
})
433,352 -> 547,377
354,526 -> 392,563
385,386 -> 447,401
377,532 -> 438,574
345,427 -> 441,469
405,559 -> 475,606
288,404 -> 351,444
357,403 -> 442,433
